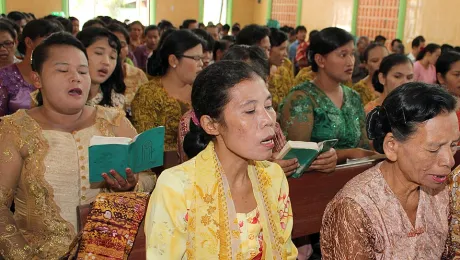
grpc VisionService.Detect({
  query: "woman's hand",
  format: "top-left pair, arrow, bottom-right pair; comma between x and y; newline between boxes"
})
102,168 -> 138,191
271,152 -> 300,177
308,148 -> 338,173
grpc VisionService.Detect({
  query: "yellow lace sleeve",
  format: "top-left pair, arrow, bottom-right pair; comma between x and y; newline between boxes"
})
320,198 -> 377,260
0,119 -> 38,259
278,174 -> 298,259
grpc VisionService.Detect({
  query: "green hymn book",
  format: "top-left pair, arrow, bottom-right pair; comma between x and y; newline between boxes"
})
88,126 -> 165,183
275,139 -> 338,178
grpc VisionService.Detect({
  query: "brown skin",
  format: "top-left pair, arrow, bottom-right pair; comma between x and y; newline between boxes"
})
437,60 -> 460,98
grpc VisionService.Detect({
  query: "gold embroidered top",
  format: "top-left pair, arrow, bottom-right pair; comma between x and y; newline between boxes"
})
268,60 -> 295,112
0,106 -> 156,259
293,66 -> 353,88
145,142 -> 297,259
123,63 -> 148,109
351,78 -> 379,106
131,77 -> 190,151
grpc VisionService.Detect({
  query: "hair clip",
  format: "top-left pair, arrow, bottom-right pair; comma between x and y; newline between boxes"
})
190,110 -> 200,127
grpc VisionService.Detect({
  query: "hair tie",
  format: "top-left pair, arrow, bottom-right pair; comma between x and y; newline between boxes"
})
190,110 -> 200,127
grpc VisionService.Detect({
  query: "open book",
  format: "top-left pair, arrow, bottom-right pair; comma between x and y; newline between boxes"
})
88,126 -> 165,183
275,139 -> 338,178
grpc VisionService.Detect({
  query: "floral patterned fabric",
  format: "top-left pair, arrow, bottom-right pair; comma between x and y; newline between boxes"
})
144,141 -> 297,259
351,78 -> 379,106
268,60 -> 295,113
279,80 -> 369,149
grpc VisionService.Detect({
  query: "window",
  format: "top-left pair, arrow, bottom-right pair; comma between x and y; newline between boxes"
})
69,0 -> 150,28
203,0 -> 227,25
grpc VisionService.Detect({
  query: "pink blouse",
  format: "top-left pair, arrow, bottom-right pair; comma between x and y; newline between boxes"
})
413,61 -> 437,84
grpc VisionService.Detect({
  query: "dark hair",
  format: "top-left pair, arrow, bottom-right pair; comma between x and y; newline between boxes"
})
98,16 -> 113,26
231,25 -> 240,33
295,25 -> 307,34
309,30 -> 319,38
213,40 -> 231,60
307,27 -> 354,72
18,19 -> 63,55
436,51 -> 460,80
28,13 -> 36,20
82,19 -> 107,30
32,32 -> 88,106
375,35 -> 386,43
144,25 -> 158,36
222,35 -> 235,43
372,54 -> 412,93
222,24 -> 230,31
158,20 -> 174,32
0,18 -> 20,39
222,44 -> 270,79
391,39 -> 402,47
366,82 -> 456,153
441,44 -> 454,54
6,11 -> 25,22
107,23 -> 130,45
363,43 -> 387,62
269,27 -> 288,47
128,21 -> 144,31
69,16 -> 79,23
236,24 -> 270,46
147,29 -> 205,76
198,22 -> 205,29
76,27 -> 126,106
416,43 -> 440,61
0,21 -> 17,41
411,36 -> 425,48
56,17 -> 73,33
182,19 -> 197,29
192,28 -> 215,52
183,61 -> 265,157
455,47 -> 460,53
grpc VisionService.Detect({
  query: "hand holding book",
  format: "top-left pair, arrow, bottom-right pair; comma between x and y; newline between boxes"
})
101,168 -> 138,191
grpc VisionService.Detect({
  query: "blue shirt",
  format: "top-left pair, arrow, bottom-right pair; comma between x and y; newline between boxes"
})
289,40 -> 299,61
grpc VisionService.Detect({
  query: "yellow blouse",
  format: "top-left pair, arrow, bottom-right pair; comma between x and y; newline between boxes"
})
269,60 -> 295,112
293,66 -> 353,88
131,77 -> 190,151
351,78 -> 379,106
123,63 -> 148,109
0,106 -> 156,259
145,142 -> 297,259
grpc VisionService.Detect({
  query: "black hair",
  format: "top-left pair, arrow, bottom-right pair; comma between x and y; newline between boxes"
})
98,16 -> 113,26
236,24 -> 270,46
441,44 -> 454,54
28,13 -> 36,20
56,17 -> 73,33
182,19 -> 197,29
76,27 -> 126,107
309,30 -> 319,38
374,35 -> 386,43
32,32 -> 88,106
192,28 -> 215,52
222,35 -> 235,43
367,82 -> 456,153
128,20 -> 144,31
307,27 -> 354,72
6,11 -> 25,22
411,36 -> 425,48
144,25 -> 158,36
82,19 -> 107,30
18,19 -> 63,55
222,24 -> 230,31
0,21 -> 17,41
363,43 -> 387,62
416,43 -> 440,61
147,28 -> 177,73
295,25 -> 307,34
213,39 -> 231,60
183,61 -> 265,158
372,54 -> 412,93
231,25 -> 240,34
436,51 -> 460,80
107,23 -> 130,45
269,27 -> 288,47
158,19 -> 174,33
391,39 -> 402,47
222,44 -> 269,79
198,22 -> 205,29
147,29 -> 205,76
455,47 -> 460,53
69,16 -> 79,22
0,18 -> 20,39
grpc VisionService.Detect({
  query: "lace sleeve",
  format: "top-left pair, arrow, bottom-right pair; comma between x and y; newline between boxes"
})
279,90 -> 314,142
131,84 -> 158,133
277,173 -> 298,259
320,198 -> 377,260
177,110 -> 192,163
0,85 -> 8,116
0,120 -> 37,259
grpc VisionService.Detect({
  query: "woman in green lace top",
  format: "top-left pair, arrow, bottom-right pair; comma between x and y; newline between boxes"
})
279,27 -> 376,163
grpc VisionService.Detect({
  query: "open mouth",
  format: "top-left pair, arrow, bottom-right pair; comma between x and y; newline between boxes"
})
68,88 -> 83,96
98,68 -> 109,77
432,174 -> 448,183
261,135 -> 275,147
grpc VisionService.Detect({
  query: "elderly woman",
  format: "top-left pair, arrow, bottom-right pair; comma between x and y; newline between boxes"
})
321,82 -> 459,259
145,61 -> 298,259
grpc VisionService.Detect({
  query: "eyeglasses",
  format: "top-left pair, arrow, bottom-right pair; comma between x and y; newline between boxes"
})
0,41 -> 14,49
179,55 -> 204,62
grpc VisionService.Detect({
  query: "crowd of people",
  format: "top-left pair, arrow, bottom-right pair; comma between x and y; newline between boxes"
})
1,10 -> 460,260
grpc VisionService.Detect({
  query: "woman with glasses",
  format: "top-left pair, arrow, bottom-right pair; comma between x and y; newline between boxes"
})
131,29 -> 205,151
0,22 -> 16,69
0,19 -> 61,116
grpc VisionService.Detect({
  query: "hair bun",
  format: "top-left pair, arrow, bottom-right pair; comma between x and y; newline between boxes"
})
183,121 -> 212,159
366,106 -> 391,153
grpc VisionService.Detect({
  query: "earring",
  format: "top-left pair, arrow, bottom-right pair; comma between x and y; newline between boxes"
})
173,65 -> 177,68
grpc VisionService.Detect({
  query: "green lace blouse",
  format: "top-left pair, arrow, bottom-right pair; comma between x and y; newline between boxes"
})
278,81 -> 369,149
